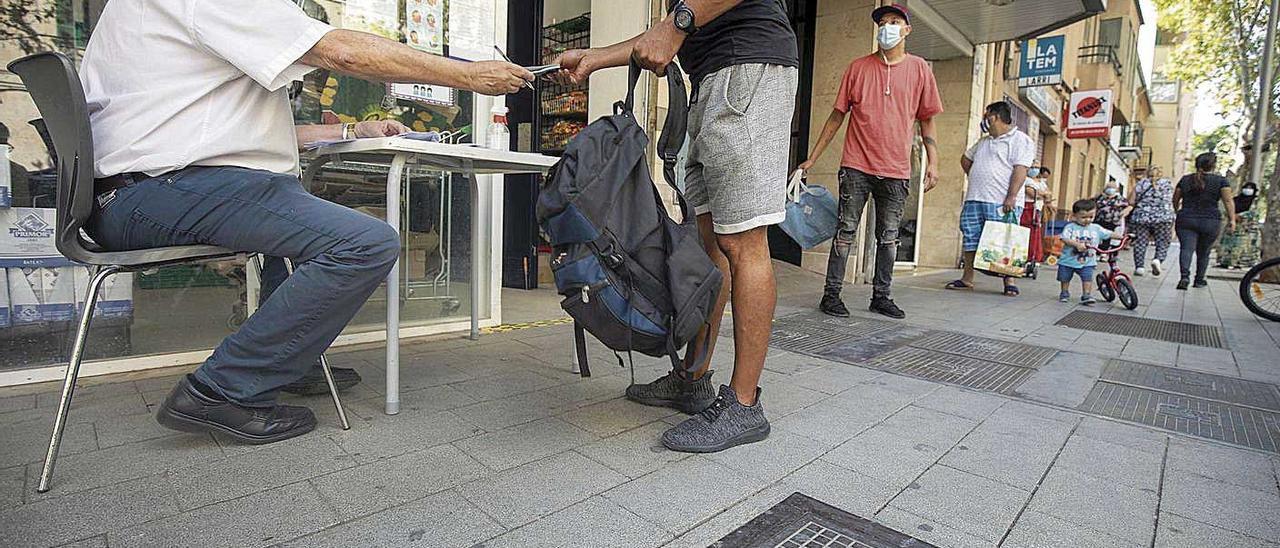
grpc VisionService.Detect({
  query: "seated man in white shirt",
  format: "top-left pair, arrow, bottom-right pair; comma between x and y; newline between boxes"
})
79,0 -> 532,445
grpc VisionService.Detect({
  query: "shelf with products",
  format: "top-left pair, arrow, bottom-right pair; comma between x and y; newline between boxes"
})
538,13 -> 590,154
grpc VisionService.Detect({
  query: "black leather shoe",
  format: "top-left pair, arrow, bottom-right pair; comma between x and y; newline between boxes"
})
1176,279 -> 1190,290
282,366 -> 362,396
1193,279 -> 1208,288
819,295 -> 850,317
869,298 -> 906,319
156,375 -> 316,444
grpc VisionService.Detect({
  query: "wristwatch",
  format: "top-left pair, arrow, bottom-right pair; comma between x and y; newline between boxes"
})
672,1 -> 698,34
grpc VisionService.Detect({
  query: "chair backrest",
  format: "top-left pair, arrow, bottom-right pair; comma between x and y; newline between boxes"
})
7,52 -> 98,264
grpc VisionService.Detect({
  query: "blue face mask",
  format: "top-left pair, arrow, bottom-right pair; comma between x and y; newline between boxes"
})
1028,167 -> 1041,178
1104,187 -> 1119,196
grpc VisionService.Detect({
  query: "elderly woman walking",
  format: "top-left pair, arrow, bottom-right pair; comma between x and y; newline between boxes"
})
1094,177 -> 1133,232
1127,166 -> 1176,276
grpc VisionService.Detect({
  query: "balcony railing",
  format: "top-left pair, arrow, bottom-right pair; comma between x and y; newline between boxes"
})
1078,44 -> 1123,77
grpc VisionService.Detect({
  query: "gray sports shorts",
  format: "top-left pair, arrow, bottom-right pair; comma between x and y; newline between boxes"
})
685,63 -> 799,234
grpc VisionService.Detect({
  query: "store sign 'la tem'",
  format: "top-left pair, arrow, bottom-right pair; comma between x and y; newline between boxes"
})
1018,35 -> 1065,87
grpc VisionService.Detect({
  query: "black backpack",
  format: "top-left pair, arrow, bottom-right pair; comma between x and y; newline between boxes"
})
536,62 -> 723,378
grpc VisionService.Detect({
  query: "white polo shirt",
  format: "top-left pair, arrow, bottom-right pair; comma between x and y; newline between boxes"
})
963,128 -> 1036,205
79,0 -> 335,178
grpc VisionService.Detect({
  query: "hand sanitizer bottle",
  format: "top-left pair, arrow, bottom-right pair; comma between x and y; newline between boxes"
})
486,106 -> 510,150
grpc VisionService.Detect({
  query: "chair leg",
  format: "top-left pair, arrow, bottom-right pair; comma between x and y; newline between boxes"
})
37,265 -> 118,493
277,257 -> 350,430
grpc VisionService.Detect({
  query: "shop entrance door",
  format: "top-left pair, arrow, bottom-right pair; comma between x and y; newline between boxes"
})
767,0 -> 818,267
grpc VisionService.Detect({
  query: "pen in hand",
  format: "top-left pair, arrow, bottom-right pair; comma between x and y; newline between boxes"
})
493,45 -> 536,92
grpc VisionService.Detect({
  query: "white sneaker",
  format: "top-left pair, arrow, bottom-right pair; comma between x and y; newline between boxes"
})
1151,259 -> 1162,276
1135,267 -> 1146,276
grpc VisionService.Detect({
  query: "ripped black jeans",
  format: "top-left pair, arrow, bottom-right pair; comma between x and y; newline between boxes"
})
822,167 -> 909,300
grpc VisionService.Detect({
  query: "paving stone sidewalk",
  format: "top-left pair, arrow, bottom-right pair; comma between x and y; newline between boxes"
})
1,259 -> 1278,547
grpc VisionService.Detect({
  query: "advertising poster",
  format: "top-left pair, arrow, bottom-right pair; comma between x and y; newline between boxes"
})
405,0 -> 445,54
1066,90 -> 1113,139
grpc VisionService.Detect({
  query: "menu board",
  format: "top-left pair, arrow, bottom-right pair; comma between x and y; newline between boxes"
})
405,0 -> 444,54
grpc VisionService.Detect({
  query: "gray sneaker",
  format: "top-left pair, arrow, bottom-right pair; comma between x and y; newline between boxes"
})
661,384 -> 770,453
626,370 -> 716,414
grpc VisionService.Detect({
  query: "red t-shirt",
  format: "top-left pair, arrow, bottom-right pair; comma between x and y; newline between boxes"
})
834,53 -> 943,180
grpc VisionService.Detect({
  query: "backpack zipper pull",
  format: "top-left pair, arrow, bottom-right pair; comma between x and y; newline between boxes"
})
581,285 -> 590,303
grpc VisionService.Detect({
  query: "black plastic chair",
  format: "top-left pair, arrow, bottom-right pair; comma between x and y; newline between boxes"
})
8,51 -> 349,493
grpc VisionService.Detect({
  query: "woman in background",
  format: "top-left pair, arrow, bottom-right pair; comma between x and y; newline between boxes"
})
1094,177 -> 1132,232
1173,152 -> 1237,289
1217,182 -> 1261,269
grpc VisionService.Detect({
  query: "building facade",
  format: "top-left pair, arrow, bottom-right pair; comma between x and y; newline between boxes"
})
1145,29 -> 1198,181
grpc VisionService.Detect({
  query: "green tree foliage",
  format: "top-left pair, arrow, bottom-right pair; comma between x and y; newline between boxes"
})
1193,125 -> 1238,157
1155,0 -> 1280,261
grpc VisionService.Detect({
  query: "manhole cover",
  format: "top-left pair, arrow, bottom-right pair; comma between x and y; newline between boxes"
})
1055,311 -> 1227,348
770,313 -> 899,356
1079,383 -> 1280,453
868,347 -> 1036,394
908,332 -> 1057,368
713,492 -> 936,548
1100,360 -> 1280,411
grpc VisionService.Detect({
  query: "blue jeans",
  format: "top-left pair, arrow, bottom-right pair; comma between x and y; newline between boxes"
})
87,166 -> 399,407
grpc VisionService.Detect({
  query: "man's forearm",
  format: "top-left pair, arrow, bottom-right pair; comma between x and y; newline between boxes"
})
587,35 -> 644,71
808,112 -> 844,162
295,124 -> 342,147
1006,167 -> 1028,202
301,30 -> 474,88
919,118 -> 939,167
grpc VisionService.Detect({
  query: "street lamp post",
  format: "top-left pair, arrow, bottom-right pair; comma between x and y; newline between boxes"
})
1249,0 -> 1279,189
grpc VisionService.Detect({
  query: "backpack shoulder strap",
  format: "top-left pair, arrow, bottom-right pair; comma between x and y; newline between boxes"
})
623,60 -> 691,217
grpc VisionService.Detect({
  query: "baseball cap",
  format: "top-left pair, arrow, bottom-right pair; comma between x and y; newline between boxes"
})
872,3 -> 910,24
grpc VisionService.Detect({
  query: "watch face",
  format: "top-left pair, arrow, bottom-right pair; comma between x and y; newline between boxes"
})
675,9 -> 694,30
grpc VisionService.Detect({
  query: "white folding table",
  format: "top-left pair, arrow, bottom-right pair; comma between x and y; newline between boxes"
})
302,138 -> 557,415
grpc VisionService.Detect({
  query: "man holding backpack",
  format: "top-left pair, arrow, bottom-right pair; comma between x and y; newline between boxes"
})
555,0 -> 798,452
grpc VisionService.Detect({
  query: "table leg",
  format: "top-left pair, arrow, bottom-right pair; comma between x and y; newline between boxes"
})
467,161 -> 482,341
385,153 -> 408,416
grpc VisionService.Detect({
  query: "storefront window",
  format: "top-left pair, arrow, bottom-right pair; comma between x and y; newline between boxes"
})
1,0 -> 499,374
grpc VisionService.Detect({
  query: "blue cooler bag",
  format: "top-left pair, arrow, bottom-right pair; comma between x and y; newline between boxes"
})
779,170 -> 838,249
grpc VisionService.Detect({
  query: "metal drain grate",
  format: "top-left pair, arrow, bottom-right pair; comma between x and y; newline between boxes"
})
714,492 -> 936,548
1100,360 -> 1280,411
868,347 -> 1036,394
770,313 -> 899,356
1079,383 -> 1280,453
1055,311 -> 1227,348
908,331 -> 1058,368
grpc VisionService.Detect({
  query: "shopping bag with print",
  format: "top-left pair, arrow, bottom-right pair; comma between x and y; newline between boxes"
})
779,170 -> 838,249
974,215 -> 1031,277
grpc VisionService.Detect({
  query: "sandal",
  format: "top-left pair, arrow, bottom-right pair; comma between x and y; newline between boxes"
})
1003,284 -> 1020,297
945,279 -> 974,290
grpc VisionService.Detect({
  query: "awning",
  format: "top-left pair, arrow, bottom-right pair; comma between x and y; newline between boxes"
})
905,0 -> 1108,60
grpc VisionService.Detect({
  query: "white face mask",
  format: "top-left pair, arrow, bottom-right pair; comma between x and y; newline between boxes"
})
1242,188 -> 1256,197
878,24 -> 903,50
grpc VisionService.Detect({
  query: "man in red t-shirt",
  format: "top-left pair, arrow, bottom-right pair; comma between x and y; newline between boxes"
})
798,3 -> 943,320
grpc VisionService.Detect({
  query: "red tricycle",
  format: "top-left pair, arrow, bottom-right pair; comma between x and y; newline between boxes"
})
1089,232 -> 1139,310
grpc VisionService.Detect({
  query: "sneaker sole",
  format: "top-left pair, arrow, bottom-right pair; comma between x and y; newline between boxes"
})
663,422 -> 771,453
819,307 -> 850,318
870,308 -> 906,319
627,394 -> 715,415
156,405 -> 316,445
